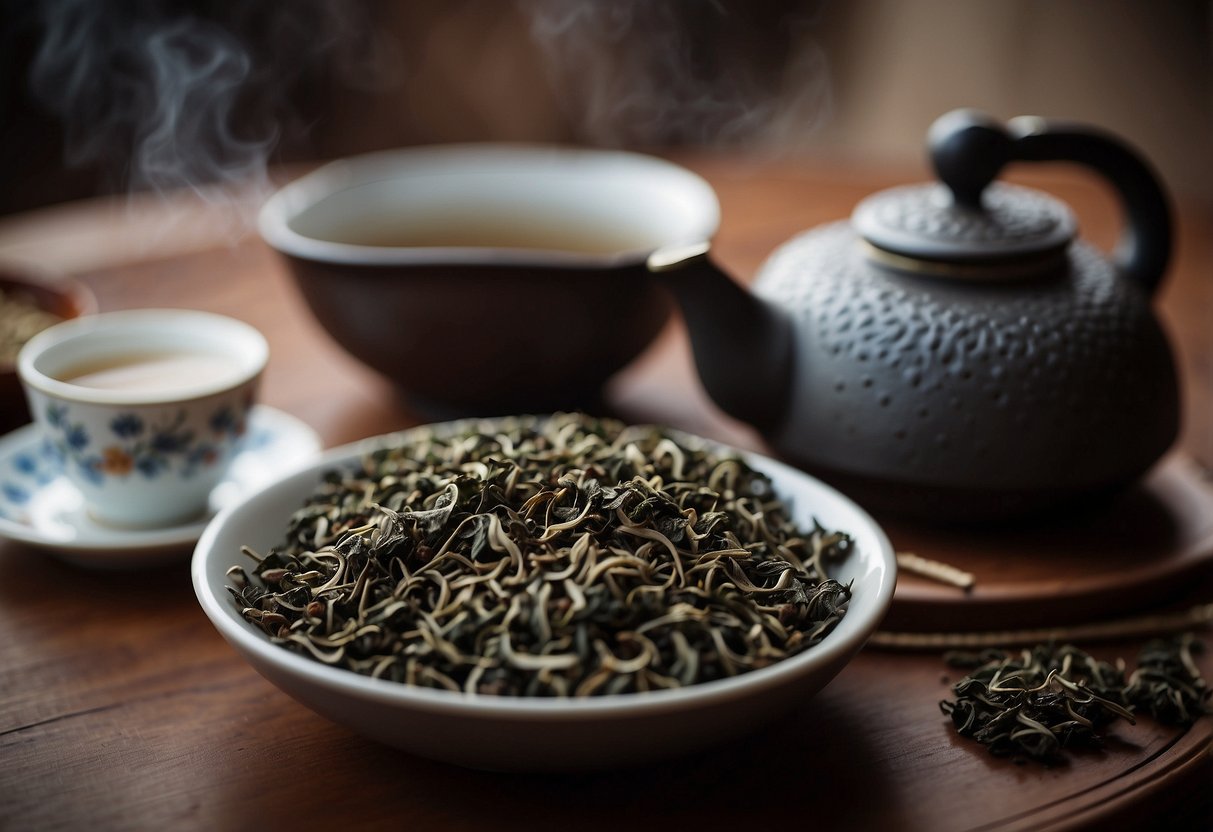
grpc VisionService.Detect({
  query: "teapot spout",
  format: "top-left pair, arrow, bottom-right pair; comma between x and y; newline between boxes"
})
648,243 -> 795,434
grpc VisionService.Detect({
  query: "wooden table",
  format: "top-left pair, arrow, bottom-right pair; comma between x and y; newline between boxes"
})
2,155 -> 1211,831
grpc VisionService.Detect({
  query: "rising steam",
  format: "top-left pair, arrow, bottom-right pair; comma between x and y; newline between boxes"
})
29,2 -> 271,202
523,0 -> 833,150
23,0 -> 402,235
22,0 -> 828,231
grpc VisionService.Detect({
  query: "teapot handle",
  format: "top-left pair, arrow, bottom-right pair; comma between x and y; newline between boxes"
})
929,110 -> 1173,296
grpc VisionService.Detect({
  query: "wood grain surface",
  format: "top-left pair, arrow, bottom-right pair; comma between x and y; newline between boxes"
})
1,154 -> 1211,831
882,455 -> 1213,632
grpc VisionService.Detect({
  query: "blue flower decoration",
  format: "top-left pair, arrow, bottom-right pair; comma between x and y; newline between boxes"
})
45,403 -> 66,428
13,453 -> 36,475
65,425 -> 90,451
210,406 -> 235,434
77,458 -> 104,485
136,456 -> 166,478
39,401 -> 246,486
151,430 -> 194,454
110,413 -> 144,438
2,482 -> 29,505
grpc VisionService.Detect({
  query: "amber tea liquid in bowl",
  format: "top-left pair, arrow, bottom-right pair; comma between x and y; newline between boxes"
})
258,145 -> 720,414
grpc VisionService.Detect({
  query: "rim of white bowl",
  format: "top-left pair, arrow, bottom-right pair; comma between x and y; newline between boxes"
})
257,144 -> 721,269
18,308 -> 268,406
193,420 -> 896,721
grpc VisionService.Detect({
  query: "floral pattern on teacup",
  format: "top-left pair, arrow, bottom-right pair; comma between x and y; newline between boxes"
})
43,399 -> 250,486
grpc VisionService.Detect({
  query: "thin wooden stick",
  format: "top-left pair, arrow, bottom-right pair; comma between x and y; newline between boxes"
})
896,552 -> 975,590
870,603 -> 1213,651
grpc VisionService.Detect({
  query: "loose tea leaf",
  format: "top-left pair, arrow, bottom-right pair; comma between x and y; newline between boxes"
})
1124,634 -> 1212,726
941,637 -> 1212,763
229,413 -> 853,697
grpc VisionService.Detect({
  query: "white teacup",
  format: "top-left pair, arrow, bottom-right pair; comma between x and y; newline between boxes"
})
17,309 -> 268,528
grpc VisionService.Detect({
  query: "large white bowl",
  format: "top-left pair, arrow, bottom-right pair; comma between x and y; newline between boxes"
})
192,420 -> 896,770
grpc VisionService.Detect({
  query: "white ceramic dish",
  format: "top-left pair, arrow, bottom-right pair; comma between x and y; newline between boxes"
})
0,406 -> 320,567
192,419 -> 896,771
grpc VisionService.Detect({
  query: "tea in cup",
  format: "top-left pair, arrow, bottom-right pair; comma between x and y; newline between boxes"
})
17,309 -> 268,528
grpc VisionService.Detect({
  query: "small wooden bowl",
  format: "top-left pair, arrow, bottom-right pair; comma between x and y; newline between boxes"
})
0,270 -> 98,434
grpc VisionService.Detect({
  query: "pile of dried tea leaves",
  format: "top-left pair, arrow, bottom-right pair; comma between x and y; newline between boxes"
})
229,413 -> 853,696
0,288 -> 61,362
941,636 -> 1211,763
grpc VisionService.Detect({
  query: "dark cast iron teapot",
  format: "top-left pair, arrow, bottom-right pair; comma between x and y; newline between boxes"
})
650,110 -> 1178,520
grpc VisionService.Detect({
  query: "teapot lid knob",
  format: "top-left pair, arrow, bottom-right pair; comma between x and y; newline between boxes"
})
929,109 -> 1013,209
852,111 -> 1076,271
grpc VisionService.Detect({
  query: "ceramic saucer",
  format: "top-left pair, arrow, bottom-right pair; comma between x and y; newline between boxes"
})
0,405 -> 321,567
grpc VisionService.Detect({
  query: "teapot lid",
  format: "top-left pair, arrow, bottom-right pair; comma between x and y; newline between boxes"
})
853,181 -> 1076,266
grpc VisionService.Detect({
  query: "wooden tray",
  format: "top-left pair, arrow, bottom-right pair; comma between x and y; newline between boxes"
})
880,454 -> 1213,632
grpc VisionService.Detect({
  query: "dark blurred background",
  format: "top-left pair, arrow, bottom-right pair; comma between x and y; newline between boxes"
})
2,0 -> 1211,216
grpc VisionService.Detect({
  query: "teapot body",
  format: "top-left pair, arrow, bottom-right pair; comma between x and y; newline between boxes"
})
754,222 -> 1178,518
650,110 -> 1180,521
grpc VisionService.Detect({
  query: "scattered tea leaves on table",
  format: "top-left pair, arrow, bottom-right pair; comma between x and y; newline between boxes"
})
228,413 -> 854,696
1124,634 -> 1212,726
940,644 -> 1134,762
940,637 -> 1211,764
